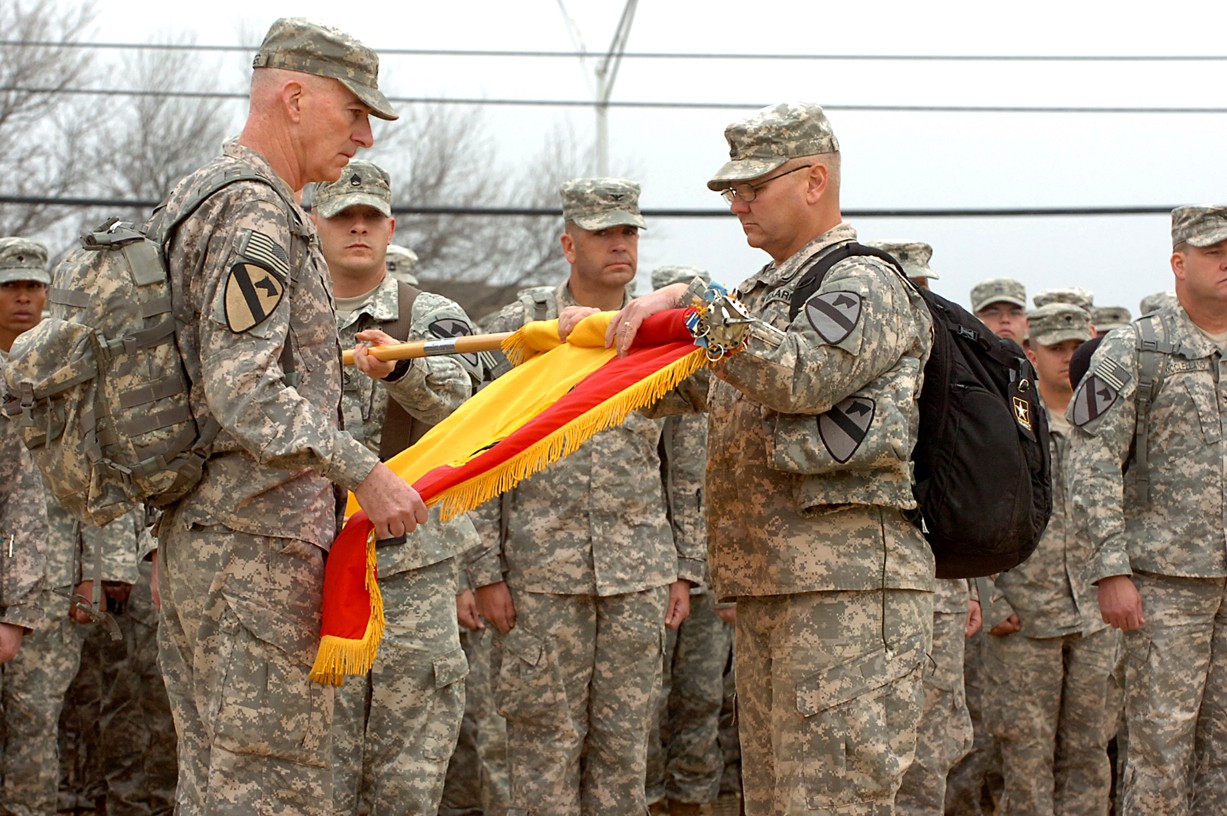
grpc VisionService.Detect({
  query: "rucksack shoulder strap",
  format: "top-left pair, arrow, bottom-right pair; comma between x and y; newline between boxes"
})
788,242 -> 906,321
377,281 -> 426,461
1132,312 -> 1177,504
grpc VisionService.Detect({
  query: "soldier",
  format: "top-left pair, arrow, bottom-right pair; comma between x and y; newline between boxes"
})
472,178 -> 699,816
611,102 -> 935,815
385,243 -> 420,287
645,266 -> 733,816
1091,306 -> 1131,338
869,241 -> 976,816
970,278 -> 1028,344
984,303 -> 1120,815
1033,287 -> 1094,311
1068,205 -> 1227,814
1138,291 -> 1175,315
311,159 -> 479,815
153,19 -> 426,814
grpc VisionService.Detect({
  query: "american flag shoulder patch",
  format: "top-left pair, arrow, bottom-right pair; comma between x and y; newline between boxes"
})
1091,356 -> 1131,392
238,229 -> 290,280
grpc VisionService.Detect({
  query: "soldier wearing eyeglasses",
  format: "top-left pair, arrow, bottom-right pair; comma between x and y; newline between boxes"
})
609,102 -> 935,815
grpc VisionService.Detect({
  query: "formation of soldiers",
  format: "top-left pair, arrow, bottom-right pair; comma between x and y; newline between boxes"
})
2,15 -> 1226,816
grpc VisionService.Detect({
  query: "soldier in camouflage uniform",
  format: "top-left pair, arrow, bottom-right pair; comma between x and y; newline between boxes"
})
1033,287 -> 1094,312
1091,306 -> 1131,338
312,159 -> 479,815
611,102 -> 935,815
1068,205 -> 1227,815
868,242 -> 976,816
983,303 -> 1121,815
154,19 -> 428,815
472,178 -> 701,816
385,243 -> 420,287
645,266 -> 734,816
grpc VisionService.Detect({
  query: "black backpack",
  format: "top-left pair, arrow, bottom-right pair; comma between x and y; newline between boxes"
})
789,243 -> 1051,578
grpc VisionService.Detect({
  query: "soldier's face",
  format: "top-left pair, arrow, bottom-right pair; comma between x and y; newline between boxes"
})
0,280 -> 47,351
298,79 -> 374,185
1027,338 -> 1082,395
727,161 -> 816,264
1172,240 -> 1227,308
976,302 -> 1028,342
316,205 -> 395,283
562,224 -> 639,294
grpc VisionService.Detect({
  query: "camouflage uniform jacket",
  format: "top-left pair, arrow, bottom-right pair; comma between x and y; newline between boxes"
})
469,282 -> 702,595
674,222 -> 934,598
337,275 -> 481,574
989,411 -> 1105,637
163,142 -> 378,548
1069,302 -> 1227,582
0,371 -> 46,631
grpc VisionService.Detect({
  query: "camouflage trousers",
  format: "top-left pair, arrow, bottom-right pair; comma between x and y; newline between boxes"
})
983,626 -> 1120,816
647,589 -> 733,806
440,626 -> 510,816
736,588 -> 932,816
945,602 -> 1003,816
894,599 -> 973,815
492,586 -> 667,816
717,628 -> 741,797
157,519 -> 334,816
1118,572 -> 1227,816
331,557 -> 467,816
0,586 -> 85,816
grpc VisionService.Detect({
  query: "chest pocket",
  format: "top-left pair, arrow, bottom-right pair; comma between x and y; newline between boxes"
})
1151,366 -> 1221,461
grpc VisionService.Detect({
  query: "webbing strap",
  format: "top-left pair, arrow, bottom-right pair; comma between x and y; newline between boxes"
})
1132,314 -> 1175,505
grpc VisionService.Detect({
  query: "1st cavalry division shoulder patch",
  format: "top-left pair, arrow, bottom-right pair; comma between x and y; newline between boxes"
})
1071,356 -> 1131,426
806,291 -> 862,345
223,229 -> 290,333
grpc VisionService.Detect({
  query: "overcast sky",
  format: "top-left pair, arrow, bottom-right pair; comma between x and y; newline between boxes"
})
82,0 -> 1227,315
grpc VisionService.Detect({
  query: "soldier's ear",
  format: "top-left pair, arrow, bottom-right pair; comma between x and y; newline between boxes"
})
1170,250 -> 1186,281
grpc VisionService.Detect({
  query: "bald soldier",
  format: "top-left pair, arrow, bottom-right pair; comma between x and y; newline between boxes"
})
152,18 -> 426,814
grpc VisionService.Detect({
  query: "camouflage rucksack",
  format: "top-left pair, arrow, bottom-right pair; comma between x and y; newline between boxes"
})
2,170 -> 296,525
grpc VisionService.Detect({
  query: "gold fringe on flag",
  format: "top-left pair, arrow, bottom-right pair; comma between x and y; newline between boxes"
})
308,530 -> 385,686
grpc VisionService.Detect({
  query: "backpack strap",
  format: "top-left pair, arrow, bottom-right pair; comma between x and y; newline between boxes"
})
788,242 -> 906,322
1132,312 -> 1176,505
377,281 -> 426,461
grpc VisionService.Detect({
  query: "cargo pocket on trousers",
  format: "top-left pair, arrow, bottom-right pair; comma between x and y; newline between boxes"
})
795,644 -> 925,810
211,596 -> 333,767
494,627 -> 562,721
424,646 -> 470,761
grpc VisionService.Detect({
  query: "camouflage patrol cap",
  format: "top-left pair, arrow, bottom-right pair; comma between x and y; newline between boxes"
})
707,102 -> 839,191
560,178 -> 647,231
1139,291 -> 1176,315
1033,287 -> 1093,311
313,159 -> 392,218
385,244 -> 419,286
0,238 -> 50,285
651,265 -> 711,289
970,278 -> 1026,313
1091,305 -> 1131,333
252,18 -> 398,121
867,241 -> 938,280
1027,303 -> 1092,347
1171,205 -> 1227,248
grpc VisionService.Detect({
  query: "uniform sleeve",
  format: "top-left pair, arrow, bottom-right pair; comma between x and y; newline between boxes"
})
78,508 -> 143,586
0,416 -> 47,631
718,259 -> 928,415
383,292 -> 479,426
184,188 -> 378,492
1066,329 -> 1140,583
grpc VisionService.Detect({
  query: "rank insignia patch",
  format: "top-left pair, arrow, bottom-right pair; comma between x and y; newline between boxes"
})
819,396 -> 875,463
806,291 -> 862,344
224,262 -> 284,332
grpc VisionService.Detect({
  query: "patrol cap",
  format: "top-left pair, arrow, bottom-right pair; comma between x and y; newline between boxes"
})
1027,303 -> 1092,347
707,102 -> 839,191
1091,305 -> 1131,333
385,244 -> 419,286
313,159 -> 392,218
1139,291 -> 1176,315
970,278 -> 1026,313
252,18 -> 398,121
867,241 -> 938,281
0,238 -> 50,285
1171,205 -> 1227,249
561,178 -> 646,231
651,265 -> 711,289
1033,287 -> 1093,311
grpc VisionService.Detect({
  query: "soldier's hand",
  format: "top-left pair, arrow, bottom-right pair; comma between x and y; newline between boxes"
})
354,463 -> 430,540
605,283 -> 689,356
557,306 -> 600,341
456,588 -> 484,631
475,581 -> 516,635
665,579 -> 692,629
714,605 -> 736,627
965,599 -> 983,638
353,328 -> 400,380
71,579 -> 98,624
1098,575 -> 1145,631
0,622 -> 24,664
103,581 -> 132,604
989,613 -> 1021,637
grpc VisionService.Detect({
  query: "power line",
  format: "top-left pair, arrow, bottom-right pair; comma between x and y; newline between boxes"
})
4,86 -> 1224,115
4,40 -> 1226,62
0,195 -> 1180,219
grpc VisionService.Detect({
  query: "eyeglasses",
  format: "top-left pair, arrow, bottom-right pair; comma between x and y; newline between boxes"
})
719,164 -> 812,205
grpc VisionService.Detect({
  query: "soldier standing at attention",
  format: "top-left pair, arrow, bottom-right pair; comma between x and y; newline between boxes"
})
312,159 -> 480,815
154,18 -> 427,815
609,102 -> 934,815
1068,205 -> 1227,814
473,178 -> 699,816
